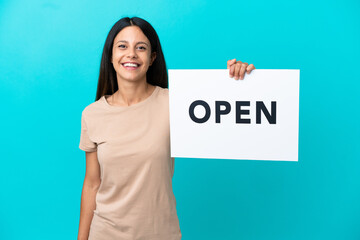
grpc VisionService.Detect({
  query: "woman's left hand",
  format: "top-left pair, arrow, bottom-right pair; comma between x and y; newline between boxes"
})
227,59 -> 255,80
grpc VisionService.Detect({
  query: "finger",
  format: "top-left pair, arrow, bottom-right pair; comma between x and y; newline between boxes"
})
234,63 -> 241,80
229,64 -> 235,78
241,62 -> 249,76
240,64 -> 247,80
227,59 -> 236,69
246,64 -> 255,74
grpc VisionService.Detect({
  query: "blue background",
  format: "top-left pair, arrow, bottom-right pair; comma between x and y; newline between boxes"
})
1,0 -> 359,239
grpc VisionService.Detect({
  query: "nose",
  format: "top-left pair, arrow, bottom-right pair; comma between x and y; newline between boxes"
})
127,47 -> 137,59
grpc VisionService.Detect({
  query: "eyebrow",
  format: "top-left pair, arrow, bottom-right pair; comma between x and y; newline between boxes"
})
115,40 -> 149,46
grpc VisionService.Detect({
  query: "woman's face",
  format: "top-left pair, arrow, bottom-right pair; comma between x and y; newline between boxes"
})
111,26 -> 156,85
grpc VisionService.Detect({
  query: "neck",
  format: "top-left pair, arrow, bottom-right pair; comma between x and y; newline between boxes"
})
112,80 -> 153,106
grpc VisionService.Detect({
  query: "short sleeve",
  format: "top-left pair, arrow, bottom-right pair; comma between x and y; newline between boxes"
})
79,112 -> 97,152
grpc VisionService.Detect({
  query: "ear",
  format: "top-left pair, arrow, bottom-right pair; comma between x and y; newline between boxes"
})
149,52 -> 157,66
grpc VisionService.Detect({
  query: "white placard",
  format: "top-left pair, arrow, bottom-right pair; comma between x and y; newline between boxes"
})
168,69 -> 300,161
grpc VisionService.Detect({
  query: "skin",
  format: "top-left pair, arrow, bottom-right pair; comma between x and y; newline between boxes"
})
227,59 -> 256,80
78,25 -> 256,240
78,151 -> 100,240
107,26 -> 157,107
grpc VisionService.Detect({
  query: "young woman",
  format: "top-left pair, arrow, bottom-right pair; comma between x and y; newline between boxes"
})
78,17 -> 255,240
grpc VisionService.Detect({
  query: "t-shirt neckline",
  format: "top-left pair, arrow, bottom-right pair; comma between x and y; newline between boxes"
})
101,86 -> 160,110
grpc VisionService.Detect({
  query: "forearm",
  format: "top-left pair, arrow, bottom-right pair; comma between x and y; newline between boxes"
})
78,182 -> 99,240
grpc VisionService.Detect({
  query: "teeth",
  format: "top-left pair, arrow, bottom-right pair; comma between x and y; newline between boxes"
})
123,63 -> 138,67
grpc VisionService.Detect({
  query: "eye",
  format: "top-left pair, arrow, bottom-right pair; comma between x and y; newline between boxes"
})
118,44 -> 126,49
137,46 -> 147,50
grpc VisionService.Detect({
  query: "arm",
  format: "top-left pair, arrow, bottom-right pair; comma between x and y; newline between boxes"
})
78,151 -> 101,240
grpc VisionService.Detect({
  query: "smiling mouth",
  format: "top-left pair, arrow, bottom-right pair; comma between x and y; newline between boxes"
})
122,63 -> 140,68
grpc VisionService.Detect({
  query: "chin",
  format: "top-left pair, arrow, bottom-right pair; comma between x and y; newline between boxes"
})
118,74 -> 146,84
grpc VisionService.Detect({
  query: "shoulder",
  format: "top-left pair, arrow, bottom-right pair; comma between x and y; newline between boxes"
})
156,86 -> 169,99
151,86 -> 169,111
81,96 -> 106,119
